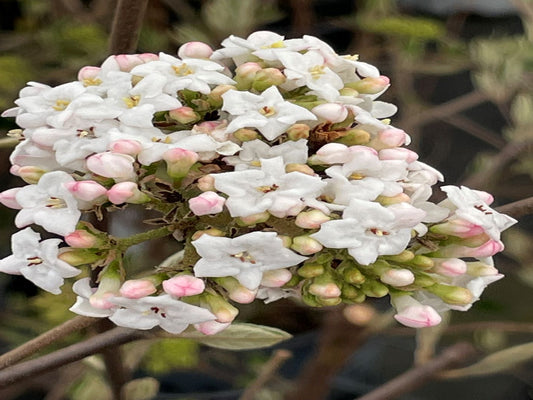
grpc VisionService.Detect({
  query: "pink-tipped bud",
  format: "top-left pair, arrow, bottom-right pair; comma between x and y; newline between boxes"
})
376,128 -> 407,148
107,181 -> 149,205
64,180 -> 108,202
236,211 -> 270,226
120,279 -> 157,299
431,258 -> 467,277
285,163 -> 316,175
113,54 -> 157,72
188,191 -> 225,216
163,275 -> 205,297
235,62 -> 262,79
65,230 -> 100,248
295,209 -> 331,229
168,106 -> 200,124
9,165 -> 21,177
380,269 -> 415,287
312,103 -> 348,123
464,240 -> 505,258
109,139 -> 143,156
163,148 -> 199,179
89,262 -> 121,309
308,282 -> 342,299
286,123 -> 310,141
466,261 -> 499,277
201,293 -> 239,323
194,320 -> 230,335
77,66 -> 101,86
0,188 -> 22,209
392,295 -> 442,328
346,75 -> 390,94
315,143 -> 350,164
291,236 -> 323,255
178,41 -> 213,59
252,68 -> 286,91
232,128 -> 259,142
197,175 -> 216,191
191,228 -> 225,241
379,148 -> 419,163
86,152 -> 136,181
430,218 -> 485,238
261,269 -> 293,288
18,166 -> 46,184
376,193 -> 411,205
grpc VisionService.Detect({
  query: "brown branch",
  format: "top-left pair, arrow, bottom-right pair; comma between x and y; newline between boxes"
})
0,327 -> 149,388
440,114 -> 506,149
495,197 -> 533,219
289,0 -> 315,37
108,0 -> 149,54
354,342 -> 477,400
0,316 -> 98,370
240,349 -> 292,400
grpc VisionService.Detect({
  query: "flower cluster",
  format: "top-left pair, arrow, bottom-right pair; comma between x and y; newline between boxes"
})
0,31 -> 516,333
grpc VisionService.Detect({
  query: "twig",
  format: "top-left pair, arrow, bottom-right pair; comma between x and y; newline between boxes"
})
440,114 -> 506,149
108,0 -> 149,54
495,196 -> 533,219
239,349 -> 292,400
289,0 -> 315,37
354,342 -> 477,400
0,327 -> 149,388
0,316 -> 98,370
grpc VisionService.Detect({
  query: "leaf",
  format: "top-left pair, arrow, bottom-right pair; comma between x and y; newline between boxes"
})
181,323 -> 292,350
443,341 -> 533,378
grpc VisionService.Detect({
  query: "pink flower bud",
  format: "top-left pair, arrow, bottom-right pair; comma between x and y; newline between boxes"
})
89,292 -> 115,309
379,148 -> 419,163
346,75 -> 390,94
194,320 -> 230,335
163,275 -> 205,297
312,103 -> 348,123
65,230 -> 100,248
316,143 -> 350,164
9,165 -> 21,176
464,240 -> 505,258
295,209 -> 331,229
0,188 -> 22,209
119,279 -> 157,299
109,139 -> 143,156
473,189 -> 494,205
394,305 -> 442,328
107,181 -> 149,204
138,53 -> 159,63
432,258 -> 467,277
18,166 -> 46,184
377,128 -> 407,148
77,66 -> 101,85
113,54 -> 157,72
86,152 -> 136,181
261,269 -> 293,288
163,148 -> 199,179
235,62 -> 262,79
178,41 -> 214,59
197,175 -> 216,191
380,269 -> 415,287
168,106 -> 200,124
308,282 -> 342,299
430,218 -> 485,238
252,68 -> 286,91
188,191 -> 225,216
237,212 -> 270,226
64,180 -> 108,202
291,236 -> 323,255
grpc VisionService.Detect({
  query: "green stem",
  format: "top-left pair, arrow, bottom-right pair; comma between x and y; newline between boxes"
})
114,225 -> 173,251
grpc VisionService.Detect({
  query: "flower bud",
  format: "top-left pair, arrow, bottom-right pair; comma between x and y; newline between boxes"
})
64,180 -> 108,202
178,41 -> 213,59
112,53 -> 157,72
107,182 -> 150,205
341,284 -> 365,302
58,248 -> 103,266
430,219 -> 485,238
308,275 -> 342,299
392,294 -> 442,328
432,258 -> 467,277
380,268 -> 415,287
315,142 -> 350,164
188,191 -> 225,216
18,166 -> 46,184
372,128 -> 407,149
379,148 -> 418,163
411,255 -> 435,270
214,277 -> 256,304
426,284 -> 474,306
286,124 -> 310,140
191,228 -> 225,241
252,68 -> 286,92
297,263 -> 325,279
232,128 -> 259,142
291,235 -> 323,255
455,233 -> 490,248
334,128 -> 370,146
345,75 -> 390,94
261,269 -> 293,288
65,230 -> 103,248
163,275 -> 205,297
342,265 -> 366,285
385,250 -> 415,263
0,188 -> 22,209
295,209 -> 331,229
109,139 -> 143,156
90,261 -> 122,309
312,103 -> 348,123
236,211 -> 270,226
466,261 -> 499,277
339,87 -> 359,97
235,62 -> 262,89
194,320 -> 230,335
376,193 -> 411,205
86,152 -> 136,181
361,280 -> 389,298
207,84 -> 236,107
285,163 -> 316,175
78,66 -> 101,86
197,175 -> 216,192
163,148 -> 199,179
120,279 -> 157,299
169,106 -> 200,124
200,292 -> 239,323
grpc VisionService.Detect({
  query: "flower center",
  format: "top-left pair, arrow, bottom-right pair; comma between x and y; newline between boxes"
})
53,99 -> 70,111
172,63 -> 194,76
46,197 -> 66,209
260,106 -> 276,117
342,54 -> 359,61
309,65 -> 326,80
349,172 -> 365,180
261,41 -> 285,49
256,184 -> 279,193
123,95 -> 141,108
367,227 -> 390,237
150,306 -> 167,318
26,256 -> 43,266
77,127 -> 96,138
232,251 -> 256,264
151,136 -> 172,143
82,77 -> 102,87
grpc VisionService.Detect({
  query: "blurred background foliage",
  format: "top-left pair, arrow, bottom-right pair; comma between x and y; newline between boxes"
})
0,0 -> 532,399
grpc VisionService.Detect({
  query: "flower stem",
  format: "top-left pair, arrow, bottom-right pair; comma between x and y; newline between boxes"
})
115,225 -> 174,251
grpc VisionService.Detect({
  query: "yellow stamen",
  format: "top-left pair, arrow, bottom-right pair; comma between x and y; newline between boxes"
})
261,41 -> 285,49
82,77 -> 102,87
53,99 -> 70,111
309,65 -> 326,80
172,63 -> 194,76
46,197 -> 66,209
123,95 -> 141,108
259,106 -> 276,117
349,172 -> 365,180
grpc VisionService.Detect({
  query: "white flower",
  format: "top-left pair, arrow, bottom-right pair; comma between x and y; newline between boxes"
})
441,185 -> 517,240
256,287 -> 298,304
213,156 -> 326,218
0,228 -> 80,294
15,171 -> 81,236
311,199 -> 422,265
192,231 -> 307,290
222,86 -> 316,141
109,294 -> 216,334
69,278 -> 116,317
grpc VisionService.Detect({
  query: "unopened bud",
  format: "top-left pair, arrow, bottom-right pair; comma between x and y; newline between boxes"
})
235,62 -> 262,89
376,193 -> 411,205
86,152 -> 136,181
191,228 -> 225,241
342,266 -> 366,285
334,128 -> 370,145
200,292 -> 239,323
380,268 -> 415,287
0,188 -> 22,209
466,261 -> 499,277
90,261 -> 122,309
295,209 -> 331,229
298,263 -> 325,278
107,181 -> 150,204
169,106 -> 200,124
252,68 -> 286,92
291,235 -> 323,255
312,103 -> 348,123
346,75 -> 390,94
208,84 -> 236,107
215,277 -> 256,304
236,211 -> 270,226
120,279 -> 157,299
379,147 -> 418,163
371,128 -> 407,150
65,180 -> 108,203
385,250 -> 415,263
178,41 -> 213,59
109,139 -> 143,156
188,191 -> 225,216
308,279 -> 342,299
339,87 -> 359,97
432,258 -> 467,277
261,269 -> 293,287
65,230 -> 103,248
426,284 -> 474,305
232,128 -> 259,142
58,248 -> 102,266
286,124 -> 310,140
361,280 -> 389,298
197,175 -> 216,191
163,148 -> 199,179
163,275 -> 205,297
411,255 -> 435,270
392,294 -> 442,328
18,166 -> 46,184
285,163 -> 316,175
430,219 -> 485,238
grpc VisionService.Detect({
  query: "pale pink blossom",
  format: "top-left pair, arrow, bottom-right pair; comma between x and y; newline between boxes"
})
188,191 -> 225,216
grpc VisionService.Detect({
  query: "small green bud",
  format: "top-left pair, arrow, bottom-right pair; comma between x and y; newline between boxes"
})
411,255 -> 435,269
297,263 -> 325,278
361,280 -> 389,298
425,284 -> 474,306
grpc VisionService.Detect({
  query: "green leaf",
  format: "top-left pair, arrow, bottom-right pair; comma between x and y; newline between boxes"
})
444,341 -> 533,378
182,323 -> 292,350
